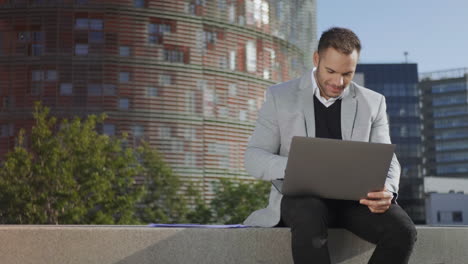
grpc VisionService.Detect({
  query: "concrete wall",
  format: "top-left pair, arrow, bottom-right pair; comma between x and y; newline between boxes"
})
0,225 -> 466,264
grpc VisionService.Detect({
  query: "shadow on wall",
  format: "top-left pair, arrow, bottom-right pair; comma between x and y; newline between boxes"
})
115,228 -> 375,264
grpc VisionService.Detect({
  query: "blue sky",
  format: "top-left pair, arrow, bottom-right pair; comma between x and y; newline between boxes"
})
317,0 -> 468,73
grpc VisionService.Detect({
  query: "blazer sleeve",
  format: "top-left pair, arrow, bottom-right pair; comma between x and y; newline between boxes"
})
244,87 -> 288,181
369,95 -> 401,195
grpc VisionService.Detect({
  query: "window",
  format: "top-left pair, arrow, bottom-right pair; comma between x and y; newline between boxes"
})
248,99 -> 256,112
159,74 -> 172,86
228,84 -> 237,96
31,82 -> 42,95
32,70 -> 43,81
134,0 -> 145,7
184,127 -> 196,139
171,141 -> 184,152
88,32 -> 104,43
159,126 -> 171,138
437,165 -> 468,174
103,123 -> 115,136
119,46 -> 130,56
453,211 -> 463,223
163,48 -> 184,63
75,19 -> 104,51
217,0 -> 226,9
46,70 -> 57,81
228,4 -> 236,23
118,98 -> 129,109
31,70 -> 44,95
148,22 -> 172,44
185,153 -> 196,166
245,0 -> 269,26
60,83 -> 73,95
148,34 -> 159,44
17,30 -> 43,56
2,96 -> 13,108
239,110 -> 247,121
18,32 -> 30,42
149,23 -> 172,34
263,69 -> 270,79
0,124 -> 14,137
132,125 -> 144,138
75,18 -> 103,30
186,91 -> 196,113
432,82 -> 466,94
229,51 -> 236,70
245,40 -> 257,72
437,211 -> 452,223
218,106 -> 228,118
87,84 -> 101,96
219,56 -> 227,69
89,19 -> 103,30
103,84 -> 116,95
204,30 -> 217,49
75,18 -> 89,29
32,44 -> 43,56
119,72 -> 130,83
147,87 -> 158,97
32,70 -> 56,83
75,44 -> 88,55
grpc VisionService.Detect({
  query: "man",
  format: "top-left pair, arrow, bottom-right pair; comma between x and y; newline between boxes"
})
243,27 -> 417,264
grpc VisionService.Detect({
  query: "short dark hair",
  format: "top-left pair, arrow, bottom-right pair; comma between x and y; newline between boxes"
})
317,27 -> 361,55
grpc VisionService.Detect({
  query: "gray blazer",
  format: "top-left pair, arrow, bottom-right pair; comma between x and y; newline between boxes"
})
243,69 -> 401,227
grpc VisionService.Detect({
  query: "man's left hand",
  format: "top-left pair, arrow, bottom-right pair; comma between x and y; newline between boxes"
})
359,189 -> 393,213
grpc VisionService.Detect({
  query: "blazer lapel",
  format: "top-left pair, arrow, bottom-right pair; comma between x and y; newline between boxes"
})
299,70 -> 316,137
341,83 -> 358,140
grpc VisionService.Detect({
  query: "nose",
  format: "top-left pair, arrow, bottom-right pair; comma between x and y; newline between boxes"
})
331,75 -> 344,87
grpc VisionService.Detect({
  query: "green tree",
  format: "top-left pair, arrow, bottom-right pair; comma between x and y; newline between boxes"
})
0,103 -> 266,225
137,142 -> 187,223
136,142 -> 212,224
0,103 -> 143,224
210,178 -> 270,224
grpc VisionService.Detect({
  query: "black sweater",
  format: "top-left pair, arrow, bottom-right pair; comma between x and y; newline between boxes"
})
313,95 -> 342,140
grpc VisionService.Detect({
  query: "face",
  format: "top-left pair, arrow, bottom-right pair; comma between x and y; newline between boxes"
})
313,47 -> 359,99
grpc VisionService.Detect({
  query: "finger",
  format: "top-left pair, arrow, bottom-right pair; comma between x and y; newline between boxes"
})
369,208 -> 387,214
371,204 -> 390,211
360,198 -> 391,207
367,190 -> 393,199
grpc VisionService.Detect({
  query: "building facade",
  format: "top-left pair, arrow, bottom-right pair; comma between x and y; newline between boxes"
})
420,68 -> 468,179
355,63 -> 425,223
0,0 -> 317,199
424,177 -> 468,226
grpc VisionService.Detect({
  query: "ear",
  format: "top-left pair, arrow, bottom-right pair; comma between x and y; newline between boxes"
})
313,51 -> 319,68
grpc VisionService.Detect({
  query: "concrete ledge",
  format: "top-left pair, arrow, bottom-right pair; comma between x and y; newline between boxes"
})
0,225 -> 466,264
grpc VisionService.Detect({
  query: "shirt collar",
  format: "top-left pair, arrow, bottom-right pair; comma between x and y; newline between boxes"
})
311,67 -> 349,107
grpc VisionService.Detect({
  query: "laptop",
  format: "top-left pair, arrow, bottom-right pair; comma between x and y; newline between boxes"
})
272,136 -> 395,201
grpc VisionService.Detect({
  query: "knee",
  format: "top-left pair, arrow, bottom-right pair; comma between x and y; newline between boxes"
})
403,223 -> 418,247
281,196 -> 328,227
386,221 -> 417,249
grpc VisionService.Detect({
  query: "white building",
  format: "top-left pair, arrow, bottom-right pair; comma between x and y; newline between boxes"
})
425,177 -> 468,225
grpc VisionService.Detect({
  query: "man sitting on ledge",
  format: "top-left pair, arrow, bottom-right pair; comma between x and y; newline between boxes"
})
243,27 -> 417,264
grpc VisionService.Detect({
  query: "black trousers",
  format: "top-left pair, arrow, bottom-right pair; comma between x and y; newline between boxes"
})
280,195 -> 417,264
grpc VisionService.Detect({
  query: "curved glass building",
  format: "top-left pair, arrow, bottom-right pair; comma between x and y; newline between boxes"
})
0,0 -> 317,199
